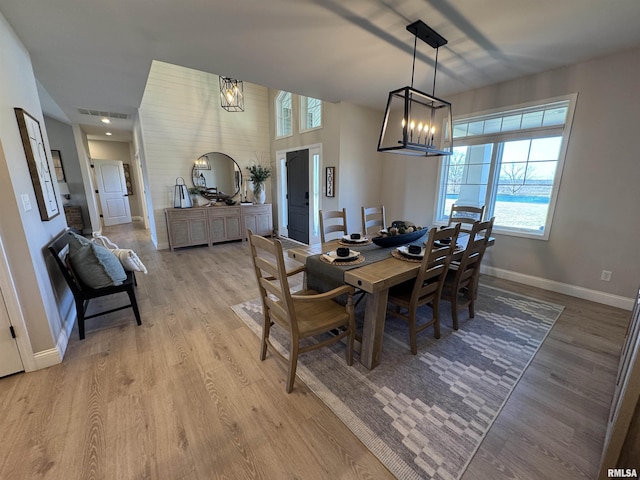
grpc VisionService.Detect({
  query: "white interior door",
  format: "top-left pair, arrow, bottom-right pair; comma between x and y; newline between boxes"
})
0,288 -> 23,377
94,159 -> 132,226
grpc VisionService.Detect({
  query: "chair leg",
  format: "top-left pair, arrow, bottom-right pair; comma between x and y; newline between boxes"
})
346,296 -> 355,366
286,343 -> 299,393
260,315 -> 270,361
76,299 -> 86,340
468,283 -> 476,318
126,286 -> 142,326
433,301 -> 441,339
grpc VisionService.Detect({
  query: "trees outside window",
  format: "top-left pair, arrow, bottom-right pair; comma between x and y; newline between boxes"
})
436,95 -> 577,239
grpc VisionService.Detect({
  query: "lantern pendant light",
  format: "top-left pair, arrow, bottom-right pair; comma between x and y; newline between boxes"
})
377,20 -> 453,157
219,76 -> 245,112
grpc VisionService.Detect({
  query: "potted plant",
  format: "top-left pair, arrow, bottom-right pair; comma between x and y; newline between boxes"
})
188,187 -> 201,206
246,163 -> 271,204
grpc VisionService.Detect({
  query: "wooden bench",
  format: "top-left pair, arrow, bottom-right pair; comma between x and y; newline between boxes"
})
47,229 -> 141,339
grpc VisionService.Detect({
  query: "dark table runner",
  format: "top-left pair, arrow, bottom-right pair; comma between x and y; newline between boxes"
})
306,234 -> 428,296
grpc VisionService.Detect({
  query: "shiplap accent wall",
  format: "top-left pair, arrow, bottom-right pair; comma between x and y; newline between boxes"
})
138,60 -> 270,249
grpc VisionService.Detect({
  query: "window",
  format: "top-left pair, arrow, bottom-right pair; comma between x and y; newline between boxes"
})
300,96 -> 322,132
436,95 -> 577,239
276,91 -> 292,138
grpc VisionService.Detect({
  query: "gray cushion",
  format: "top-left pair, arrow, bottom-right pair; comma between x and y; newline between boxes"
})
67,232 -> 127,288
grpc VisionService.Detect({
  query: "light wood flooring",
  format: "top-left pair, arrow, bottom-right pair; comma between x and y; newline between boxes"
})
0,222 -> 631,479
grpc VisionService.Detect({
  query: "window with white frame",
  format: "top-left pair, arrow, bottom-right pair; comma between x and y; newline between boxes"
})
436,94 -> 577,239
300,96 -> 322,132
276,91 -> 292,138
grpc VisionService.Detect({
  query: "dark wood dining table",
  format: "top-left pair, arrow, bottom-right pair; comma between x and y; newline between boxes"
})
287,232 -> 494,370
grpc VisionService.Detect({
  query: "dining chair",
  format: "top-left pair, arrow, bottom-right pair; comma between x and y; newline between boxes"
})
386,224 -> 461,354
319,208 -> 348,243
361,205 -> 386,237
441,217 -> 494,330
448,204 -> 485,233
247,230 -> 356,393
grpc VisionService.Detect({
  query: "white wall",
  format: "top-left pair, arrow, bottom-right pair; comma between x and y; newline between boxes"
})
269,93 -> 386,235
45,116 -> 92,232
0,12 -> 67,360
138,61 -> 271,249
337,102 -> 386,232
381,46 -> 640,301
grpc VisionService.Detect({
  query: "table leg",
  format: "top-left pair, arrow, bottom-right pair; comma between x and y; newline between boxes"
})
360,289 -> 389,369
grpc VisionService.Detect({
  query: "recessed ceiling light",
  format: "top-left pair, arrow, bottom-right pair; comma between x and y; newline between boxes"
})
105,132 -> 113,136
101,117 -> 111,124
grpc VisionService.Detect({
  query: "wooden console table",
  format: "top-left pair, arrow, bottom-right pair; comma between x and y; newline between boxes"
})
165,204 -> 272,250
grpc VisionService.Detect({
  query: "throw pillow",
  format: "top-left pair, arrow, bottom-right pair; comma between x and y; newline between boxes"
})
111,248 -> 148,274
67,232 -> 127,288
91,233 -> 148,274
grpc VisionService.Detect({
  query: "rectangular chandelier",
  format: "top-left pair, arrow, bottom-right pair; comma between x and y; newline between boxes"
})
377,86 -> 453,156
219,76 -> 244,112
377,20 -> 453,157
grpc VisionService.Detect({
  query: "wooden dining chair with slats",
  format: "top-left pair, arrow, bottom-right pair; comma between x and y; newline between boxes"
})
247,230 -> 356,393
386,224 -> 461,354
448,204 -> 485,233
441,217 -> 494,330
361,205 -> 386,237
319,208 -> 348,243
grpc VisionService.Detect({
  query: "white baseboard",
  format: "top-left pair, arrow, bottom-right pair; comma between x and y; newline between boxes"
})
31,304 -> 76,370
32,347 -> 63,370
132,216 -> 144,222
483,266 -> 634,311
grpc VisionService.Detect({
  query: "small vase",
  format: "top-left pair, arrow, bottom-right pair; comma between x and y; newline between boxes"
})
253,183 -> 266,204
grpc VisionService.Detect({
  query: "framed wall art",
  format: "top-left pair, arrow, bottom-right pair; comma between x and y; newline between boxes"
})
15,108 -> 60,221
326,166 -> 335,197
122,163 -> 134,195
51,150 -> 66,182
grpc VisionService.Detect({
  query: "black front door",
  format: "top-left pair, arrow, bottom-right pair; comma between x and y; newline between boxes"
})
286,149 -> 309,244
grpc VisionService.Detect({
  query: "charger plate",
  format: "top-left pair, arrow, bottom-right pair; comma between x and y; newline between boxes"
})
391,249 -> 422,263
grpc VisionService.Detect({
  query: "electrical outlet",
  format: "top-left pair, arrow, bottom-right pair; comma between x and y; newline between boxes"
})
601,270 -> 612,282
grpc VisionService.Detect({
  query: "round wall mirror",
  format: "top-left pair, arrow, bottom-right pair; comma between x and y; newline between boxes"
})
192,152 -> 242,201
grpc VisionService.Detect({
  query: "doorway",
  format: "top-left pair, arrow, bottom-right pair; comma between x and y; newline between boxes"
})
286,149 -> 310,244
0,288 -> 23,377
94,159 -> 132,226
0,236 -> 24,377
276,144 -> 322,245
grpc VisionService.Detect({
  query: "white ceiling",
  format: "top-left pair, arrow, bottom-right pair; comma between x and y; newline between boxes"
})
2,0 -> 640,141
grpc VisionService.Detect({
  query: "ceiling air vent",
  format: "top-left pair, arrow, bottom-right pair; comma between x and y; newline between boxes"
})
78,109 -> 129,120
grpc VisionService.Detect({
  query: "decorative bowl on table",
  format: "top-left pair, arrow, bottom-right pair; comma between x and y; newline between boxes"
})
372,228 -> 427,248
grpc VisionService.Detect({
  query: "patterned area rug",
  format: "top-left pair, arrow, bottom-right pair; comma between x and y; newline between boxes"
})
231,285 -> 564,480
